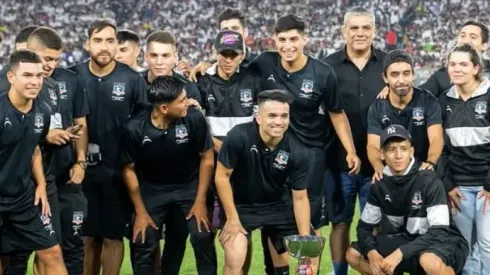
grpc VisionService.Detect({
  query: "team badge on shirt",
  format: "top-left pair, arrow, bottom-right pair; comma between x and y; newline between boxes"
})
72,211 -> 84,236
412,107 -> 425,126
175,124 -> 189,144
240,89 -> 253,107
273,150 -> 290,170
411,190 -> 423,209
112,82 -> 126,101
58,81 -> 68,100
300,79 -> 314,99
475,101 -> 487,119
34,113 -> 44,134
48,88 -> 58,106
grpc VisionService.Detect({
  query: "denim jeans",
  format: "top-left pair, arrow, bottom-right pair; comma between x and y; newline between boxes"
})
452,186 -> 490,275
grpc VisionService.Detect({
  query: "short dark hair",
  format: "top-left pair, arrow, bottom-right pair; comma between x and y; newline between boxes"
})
218,8 -> 246,28
117,29 -> 140,45
461,20 -> 489,44
15,25 -> 39,44
29,27 -> 63,50
449,43 -> 484,81
9,50 -> 42,72
274,14 -> 306,34
87,18 -> 117,39
257,89 -> 294,106
148,76 -> 186,105
383,49 -> 414,75
146,31 -> 176,47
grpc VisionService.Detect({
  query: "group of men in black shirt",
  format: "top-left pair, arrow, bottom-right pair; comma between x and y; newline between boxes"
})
0,4 -> 489,275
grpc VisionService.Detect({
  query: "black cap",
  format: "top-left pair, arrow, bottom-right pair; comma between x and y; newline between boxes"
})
381,124 -> 412,146
215,31 -> 243,54
383,50 -> 414,72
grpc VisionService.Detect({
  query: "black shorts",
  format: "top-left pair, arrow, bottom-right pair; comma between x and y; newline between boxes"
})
58,183 -> 87,251
220,205 -> 300,255
82,172 -> 130,239
305,147 -> 327,229
0,191 -> 58,253
351,233 -> 468,274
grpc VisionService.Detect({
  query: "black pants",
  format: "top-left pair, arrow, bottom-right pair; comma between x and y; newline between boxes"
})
130,183 -> 217,275
160,205 -> 189,275
58,183 -> 88,275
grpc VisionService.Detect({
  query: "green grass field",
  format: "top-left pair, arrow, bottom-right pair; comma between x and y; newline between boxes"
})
26,210 -> 361,274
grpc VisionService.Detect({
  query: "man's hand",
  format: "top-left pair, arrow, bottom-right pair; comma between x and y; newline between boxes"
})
381,249 -> 403,275
367,250 -> 387,275
219,219 -> 247,249
346,153 -> 361,175
188,98 -> 202,110
187,201 -> 211,233
448,187 -> 464,212
189,62 -> 212,82
478,189 -> 490,214
419,162 -> 434,171
377,86 -> 390,99
47,127 -> 81,145
35,185 -> 50,217
175,60 -> 190,77
132,212 -> 158,244
68,163 -> 85,184
371,163 -> 384,183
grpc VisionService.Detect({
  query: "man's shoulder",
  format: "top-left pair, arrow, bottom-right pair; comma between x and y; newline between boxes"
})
53,67 -> 79,80
126,107 -> 149,129
115,62 -> 144,80
34,98 -> 54,115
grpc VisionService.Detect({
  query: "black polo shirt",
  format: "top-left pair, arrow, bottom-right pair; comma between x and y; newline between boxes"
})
50,68 -> 89,179
121,107 -> 212,194
196,64 -> 261,139
140,69 -> 201,104
0,94 -> 51,209
70,61 -> 148,177
323,47 -> 386,174
218,122 -> 309,208
421,60 -> 490,97
249,52 -> 344,149
367,88 -> 442,161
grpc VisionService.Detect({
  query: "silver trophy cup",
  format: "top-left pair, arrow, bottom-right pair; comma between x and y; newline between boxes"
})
284,235 -> 325,275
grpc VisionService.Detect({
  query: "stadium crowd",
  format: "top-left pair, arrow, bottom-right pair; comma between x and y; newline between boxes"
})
1,0 -> 489,70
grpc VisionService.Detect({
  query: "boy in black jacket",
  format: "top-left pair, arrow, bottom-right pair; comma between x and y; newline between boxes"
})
346,124 -> 468,275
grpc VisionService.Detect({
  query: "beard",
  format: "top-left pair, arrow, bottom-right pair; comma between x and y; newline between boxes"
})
91,52 -> 114,67
393,86 -> 411,97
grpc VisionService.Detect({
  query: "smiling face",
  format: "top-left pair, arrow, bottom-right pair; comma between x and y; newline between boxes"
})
7,62 -> 44,100
145,42 -> 177,77
256,100 -> 290,138
382,139 -> 414,175
448,51 -> 480,85
383,62 -> 414,97
274,29 -> 307,63
343,14 -> 375,53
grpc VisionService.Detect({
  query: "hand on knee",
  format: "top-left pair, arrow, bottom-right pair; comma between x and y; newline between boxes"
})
36,245 -> 64,266
419,253 -> 444,275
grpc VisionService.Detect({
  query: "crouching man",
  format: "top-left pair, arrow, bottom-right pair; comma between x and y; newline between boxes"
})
346,124 -> 468,275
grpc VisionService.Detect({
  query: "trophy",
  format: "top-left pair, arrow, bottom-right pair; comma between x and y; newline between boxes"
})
284,235 -> 325,275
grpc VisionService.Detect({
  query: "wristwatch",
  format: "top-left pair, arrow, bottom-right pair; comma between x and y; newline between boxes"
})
76,160 -> 88,170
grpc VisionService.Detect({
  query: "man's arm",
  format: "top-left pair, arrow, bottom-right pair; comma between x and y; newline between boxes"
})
194,148 -> 215,206
31,145 -> 49,216
426,124 -> 444,165
122,163 -> 146,216
212,137 -> 223,153
292,189 -> 310,235
215,162 -> 239,221
367,134 -> 383,175
329,111 -> 360,174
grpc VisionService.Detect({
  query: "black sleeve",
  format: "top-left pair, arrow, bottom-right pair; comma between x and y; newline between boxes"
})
195,78 -> 209,111
40,103 -> 52,143
73,76 -> 89,118
217,126 -> 244,169
290,147 -> 309,190
185,83 -> 202,106
120,122 -> 139,165
247,53 -> 264,76
366,102 -> 383,135
189,108 -> 213,153
399,177 -> 452,259
321,69 -> 344,113
420,71 -> 441,97
357,184 -> 382,256
426,94 -> 442,127
132,75 -> 149,113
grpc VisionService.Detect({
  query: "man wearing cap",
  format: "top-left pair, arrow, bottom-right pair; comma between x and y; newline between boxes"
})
346,124 -> 468,275
367,50 -> 443,182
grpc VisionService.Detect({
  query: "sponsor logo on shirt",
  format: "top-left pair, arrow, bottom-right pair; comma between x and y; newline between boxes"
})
58,81 -> 68,100
250,145 -> 258,153
112,83 -> 126,101
142,136 -> 152,145
300,79 -> 314,99
34,113 -> 44,134
475,101 -> 487,119
446,105 -> 452,113
381,115 -> 391,125
40,215 -> 55,236
412,107 -> 425,126
385,194 -> 391,202
273,150 -> 290,170
72,211 -> 84,236
411,190 -> 423,209
267,74 -> 275,82
48,88 -> 58,106
3,117 -> 11,127
208,94 -> 216,102
175,124 -> 189,144
240,89 -> 253,107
